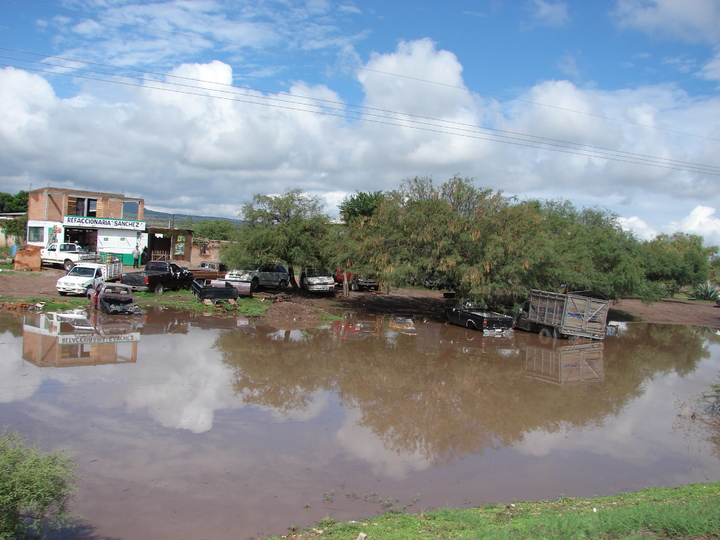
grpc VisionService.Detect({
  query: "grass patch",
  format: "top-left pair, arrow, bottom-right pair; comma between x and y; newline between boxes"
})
265,482 -> 720,540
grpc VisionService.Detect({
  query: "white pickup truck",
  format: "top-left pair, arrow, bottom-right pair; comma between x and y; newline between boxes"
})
41,243 -> 95,271
56,261 -> 123,297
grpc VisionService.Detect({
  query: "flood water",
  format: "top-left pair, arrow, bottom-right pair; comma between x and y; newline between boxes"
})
2,306 -> 720,539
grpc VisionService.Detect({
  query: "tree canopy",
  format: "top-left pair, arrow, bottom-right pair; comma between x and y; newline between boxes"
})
220,178 -> 717,307
223,189 -> 332,288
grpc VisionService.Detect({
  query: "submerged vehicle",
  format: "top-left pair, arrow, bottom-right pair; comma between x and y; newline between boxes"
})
91,283 -> 142,316
191,279 -> 248,301
515,289 -> 610,340
443,304 -> 515,335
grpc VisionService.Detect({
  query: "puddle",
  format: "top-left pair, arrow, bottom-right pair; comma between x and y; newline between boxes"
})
1,309 -> 720,539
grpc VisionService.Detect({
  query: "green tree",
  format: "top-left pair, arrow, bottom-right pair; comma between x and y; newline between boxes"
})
641,233 -> 716,296
0,216 -> 27,244
193,219 -> 238,241
223,189 -> 332,288
0,191 -> 28,213
339,190 -> 385,223
0,429 -> 80,538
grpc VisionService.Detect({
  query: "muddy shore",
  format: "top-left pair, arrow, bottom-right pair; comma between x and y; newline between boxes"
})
2,268 -> 720,329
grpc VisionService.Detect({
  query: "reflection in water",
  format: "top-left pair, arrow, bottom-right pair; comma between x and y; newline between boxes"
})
525,341 -> 604,385
2,310 -> 720,539
22,308 -> 141,367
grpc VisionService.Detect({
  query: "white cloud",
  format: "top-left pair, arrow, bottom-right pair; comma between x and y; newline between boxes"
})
526,0 -> 571,28
667,205 -> 720,245
613,0 -> 720,44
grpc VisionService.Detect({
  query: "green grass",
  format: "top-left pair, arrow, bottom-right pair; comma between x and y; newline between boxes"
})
0,287 -> 272,318
265,482 -> 720,539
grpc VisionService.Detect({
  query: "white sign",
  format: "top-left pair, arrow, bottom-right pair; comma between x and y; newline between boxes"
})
58,333 -> 141,345
63,216 -> 145,230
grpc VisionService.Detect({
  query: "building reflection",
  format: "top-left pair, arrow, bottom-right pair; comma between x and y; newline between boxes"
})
525,341 -> 604,385
22,309 -> 141,367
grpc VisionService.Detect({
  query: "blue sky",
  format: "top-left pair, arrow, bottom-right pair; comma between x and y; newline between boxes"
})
1,0 -> 720,244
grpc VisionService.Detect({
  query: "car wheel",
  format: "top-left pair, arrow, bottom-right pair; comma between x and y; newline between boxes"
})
251,278 -> 259,292
63,259 -> 74,272
538,327 -> 553,344
58,291 -> 67,296
350,281 -> 359,292
86,288 -> 95,300
278,280 -> 287,289
154,283 -> 165,295
465,320 -> 477,330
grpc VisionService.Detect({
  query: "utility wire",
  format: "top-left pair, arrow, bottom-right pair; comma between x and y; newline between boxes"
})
1,0 -> 717,143
2,48 -> 720,177
3,56 -> 719,177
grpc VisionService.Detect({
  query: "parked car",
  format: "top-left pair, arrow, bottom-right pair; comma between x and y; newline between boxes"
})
41,242 -> 95,271
225,263 -> 289,292
189,261 -> 228,281
300,268 -> 336,293
334,269 -> 379,291
443,303 -> 515,335
121,261 -> 194,294
424,273 -> 453,290
56,261 -> 122,296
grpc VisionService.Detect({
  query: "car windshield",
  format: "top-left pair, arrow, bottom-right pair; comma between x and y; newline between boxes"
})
305,268 -> 330,277
68,267 -> 95,277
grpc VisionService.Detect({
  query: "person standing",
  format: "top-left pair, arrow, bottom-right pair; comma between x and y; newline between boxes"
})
132,246 -> 140,268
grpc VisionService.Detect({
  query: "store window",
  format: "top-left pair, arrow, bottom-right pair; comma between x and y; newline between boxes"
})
28,226 -> 44,243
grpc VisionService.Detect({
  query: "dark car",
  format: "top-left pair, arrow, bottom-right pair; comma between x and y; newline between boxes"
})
424,274 -> 453,290
334,269 -> 379,291
443,303 -> 515,334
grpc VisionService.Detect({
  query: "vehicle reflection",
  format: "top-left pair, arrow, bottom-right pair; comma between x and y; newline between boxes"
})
524,341 -> 605,385
22,308 -> 141,367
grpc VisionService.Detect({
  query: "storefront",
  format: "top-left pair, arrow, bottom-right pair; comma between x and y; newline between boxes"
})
27,216 -> 147,265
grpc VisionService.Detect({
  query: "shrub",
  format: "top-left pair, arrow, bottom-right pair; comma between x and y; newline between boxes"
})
687,281 -> 719,301
0,429 -> 80,538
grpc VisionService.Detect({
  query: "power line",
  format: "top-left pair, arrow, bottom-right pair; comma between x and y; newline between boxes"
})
2,0 -> 717,144
2,47 -> 720,177
4,54 -> 719,178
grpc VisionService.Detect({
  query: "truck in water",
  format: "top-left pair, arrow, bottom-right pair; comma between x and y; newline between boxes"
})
515,289 -> 610,340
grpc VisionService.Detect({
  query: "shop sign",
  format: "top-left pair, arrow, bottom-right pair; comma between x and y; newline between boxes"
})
63,216 -> 145,230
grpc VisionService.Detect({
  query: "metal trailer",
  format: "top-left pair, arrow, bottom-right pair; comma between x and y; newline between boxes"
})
515,289 -> 610,340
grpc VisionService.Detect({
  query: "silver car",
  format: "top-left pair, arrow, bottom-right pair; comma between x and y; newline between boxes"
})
225,263 -> 289,292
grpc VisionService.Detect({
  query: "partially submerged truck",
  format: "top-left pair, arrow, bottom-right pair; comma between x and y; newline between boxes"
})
515,289 -> 611,340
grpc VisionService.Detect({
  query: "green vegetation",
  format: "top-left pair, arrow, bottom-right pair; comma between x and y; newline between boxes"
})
687,281 -> 719,301
0,282 -> 272,318
0,190 -> 28,244
223,189 -> 333,288
0,429 -> 80,539
223,176 -> 717,308
265,482 -> 720,540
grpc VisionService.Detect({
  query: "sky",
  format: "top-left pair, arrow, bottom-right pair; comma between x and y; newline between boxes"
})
1,0 -> 719,244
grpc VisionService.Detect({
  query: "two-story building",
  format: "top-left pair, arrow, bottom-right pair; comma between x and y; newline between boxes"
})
26,187 -> 147,265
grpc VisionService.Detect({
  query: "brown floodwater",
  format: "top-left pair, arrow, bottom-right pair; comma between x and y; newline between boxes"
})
1,306 -> 720,539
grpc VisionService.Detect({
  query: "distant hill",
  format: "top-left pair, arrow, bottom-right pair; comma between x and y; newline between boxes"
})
137,207 -> 243,229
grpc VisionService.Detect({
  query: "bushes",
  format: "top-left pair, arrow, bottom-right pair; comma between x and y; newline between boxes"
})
0,429 -> 80,539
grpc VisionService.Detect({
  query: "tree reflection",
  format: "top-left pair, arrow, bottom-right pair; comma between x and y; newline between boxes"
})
216,318 -> 712,464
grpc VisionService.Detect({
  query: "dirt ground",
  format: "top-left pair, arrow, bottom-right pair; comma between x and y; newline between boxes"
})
2,268 -> 720,329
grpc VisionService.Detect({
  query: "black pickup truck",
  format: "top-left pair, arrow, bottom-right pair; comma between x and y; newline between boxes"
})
121,261 -> 194,294
443,304 -> 515,334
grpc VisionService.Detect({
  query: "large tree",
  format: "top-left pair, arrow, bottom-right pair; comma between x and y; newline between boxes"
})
223,189 -> 332,288
640,233 -> 715,296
